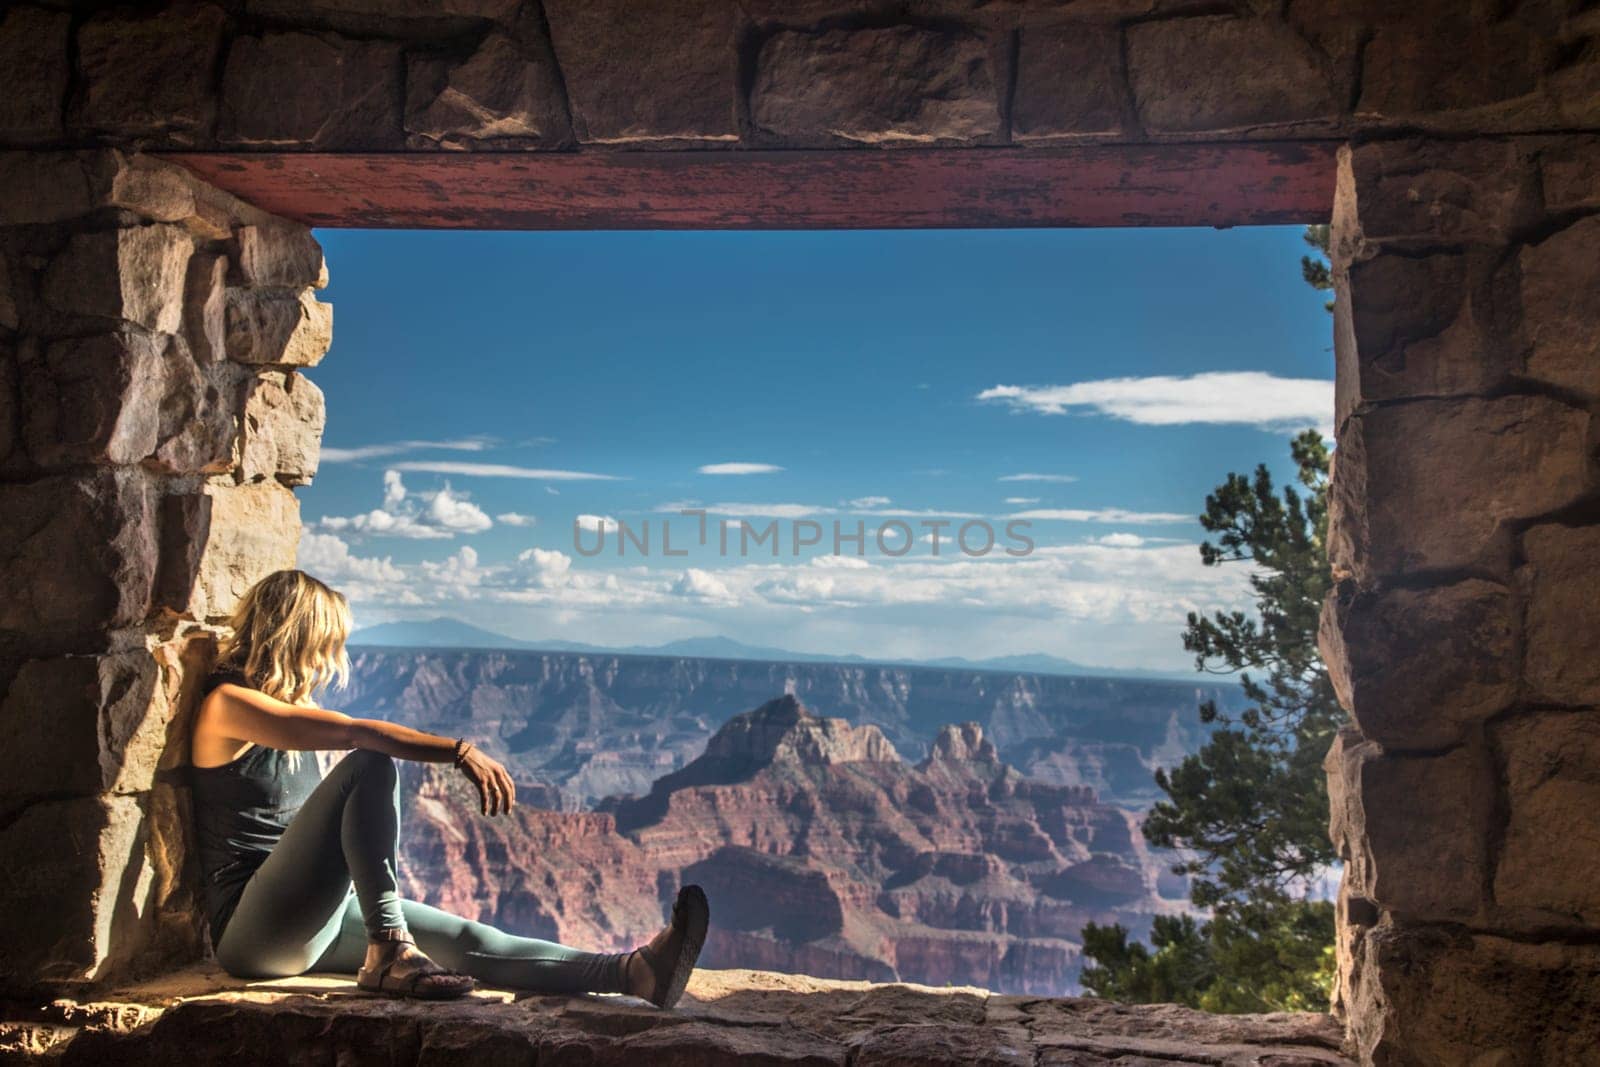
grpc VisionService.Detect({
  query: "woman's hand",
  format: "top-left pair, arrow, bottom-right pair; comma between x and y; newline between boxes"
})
456,745 -> 517,817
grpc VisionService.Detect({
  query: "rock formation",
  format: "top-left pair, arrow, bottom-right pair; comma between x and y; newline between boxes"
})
398,695 -> 1186,995
343,647 -> 1238,809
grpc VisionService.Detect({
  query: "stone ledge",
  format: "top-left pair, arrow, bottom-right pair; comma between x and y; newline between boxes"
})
0,964 -> 1352,1066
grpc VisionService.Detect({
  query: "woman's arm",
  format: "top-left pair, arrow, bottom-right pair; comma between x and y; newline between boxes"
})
200,683 -> 517,815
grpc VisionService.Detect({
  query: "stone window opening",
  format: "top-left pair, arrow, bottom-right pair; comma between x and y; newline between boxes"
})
2,4 -> 1599,1064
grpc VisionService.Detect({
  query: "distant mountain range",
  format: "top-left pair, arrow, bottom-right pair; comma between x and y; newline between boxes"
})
399,695 -> 1186,995
347,617 -> 1209,683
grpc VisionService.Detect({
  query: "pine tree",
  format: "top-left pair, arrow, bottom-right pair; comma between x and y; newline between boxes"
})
1079,226 -> 1342,1013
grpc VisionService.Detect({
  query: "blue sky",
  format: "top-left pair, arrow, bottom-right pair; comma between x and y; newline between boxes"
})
298,225 -> 1333,670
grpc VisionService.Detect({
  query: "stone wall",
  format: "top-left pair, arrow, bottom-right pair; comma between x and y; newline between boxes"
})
0,151 -> 327,990
1320,135 -> 1600,1064
0,1 -> 1596,153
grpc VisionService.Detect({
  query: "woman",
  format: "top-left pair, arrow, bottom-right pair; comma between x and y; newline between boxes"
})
189,569 -> 709,1003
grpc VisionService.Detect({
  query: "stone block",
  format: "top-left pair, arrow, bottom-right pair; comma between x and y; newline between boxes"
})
103,154 -> 211,229
1493,712 -> 1600,928
0,151 -> 234,233
224,288 -> 333,367
74,4 -> 226,140
19,330 -> 165,468
0,153 -> 101,226
0,248 -> 21,332
183,253 -> 228,364
232,224 -> 328,290
148,338 -> 240,476
218,32 -> 403,149
1537,136 -> 1600,214
0,794 -> 139,982
246,0 -> 524,30
43,224 -> 193,335
544,0 -> 740,143
160,482 -> 301,622
1329,395 -> 1591,582
1356,13 -> 1541,123
0,469 -> 159,644
1125,16 -> 1337,135
1011,22 -> 1127,142
240,371 -> 325,486
1335,250 -> 1513,426
1345,920 -> 1600,1067
1518,215 -> 1600,400
0,341 -> 17,469
0,649 -> 172,798
405,31 -> 569,147
0,7 -> 70,143
752,26 -> 1001,146
1325,731 -> 1490,920
1341,137 -> 1541,246
1521,524 -> 1600,706
0,790 -> 200,987
104,153 -> 263,241
1319,579 -> 1517,750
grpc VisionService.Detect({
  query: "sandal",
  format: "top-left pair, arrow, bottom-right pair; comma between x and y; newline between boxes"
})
631,884 -> 710,1009
356,929 -> 475,1000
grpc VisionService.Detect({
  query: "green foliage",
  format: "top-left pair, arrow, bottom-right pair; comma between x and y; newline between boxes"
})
1150,429 -> 1340,911
1301,224 -> 1334,311
1080,917 -> 1213,1006
1081,904 -> 1336,1014
1078,226 -> 1344,1013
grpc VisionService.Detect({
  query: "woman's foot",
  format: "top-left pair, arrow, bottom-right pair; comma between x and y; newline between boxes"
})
357,929 -> 475,1000
625,884 -> 710,1009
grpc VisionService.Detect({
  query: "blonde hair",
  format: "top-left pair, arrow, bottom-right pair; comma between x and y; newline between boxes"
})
217,570 -> 352,705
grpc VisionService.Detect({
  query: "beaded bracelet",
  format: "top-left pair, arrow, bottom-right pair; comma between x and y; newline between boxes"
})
452,737 -> 472,768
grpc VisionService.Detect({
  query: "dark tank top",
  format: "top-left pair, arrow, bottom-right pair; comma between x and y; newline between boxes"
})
190,668 -> 324,945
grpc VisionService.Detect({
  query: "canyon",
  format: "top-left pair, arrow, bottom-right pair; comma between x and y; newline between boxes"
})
395,691 -> 1196,995
344,647 -> 1244,811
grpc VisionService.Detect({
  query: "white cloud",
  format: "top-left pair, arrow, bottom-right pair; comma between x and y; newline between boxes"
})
575,514 -> 619,532
811,555 -> 871,570
978,372 -> 1334,435
693,502 -> 836,519
320,438 -> 492,463
419,545 -> 483,590
672,568 -> 734,600
515,547 -> 572,588
391,461 -> 622,481
318,471 -> 495,540
999,473 -> 1078,484
847,496 -> 892,509
297,530 -> 1257,670
297,532 -> 404,584
698,462 -> 785,475
1094,532 -> 1148,548
496,512 -> 537,527
1011,507 -> 1192,524
1004,497 -> 1040,505
426,486 -> 493,533
662,501 -> 981,521
859,506 -> 983,519
382,469 -> 406,509
321,510 -> 455,540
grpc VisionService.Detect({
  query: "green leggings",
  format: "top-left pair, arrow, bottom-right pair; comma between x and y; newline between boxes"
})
213,748 -> 629,993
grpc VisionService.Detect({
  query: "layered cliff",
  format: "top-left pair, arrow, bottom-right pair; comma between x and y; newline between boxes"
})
346,648 -> 1238,808
398,696 -> 1189,995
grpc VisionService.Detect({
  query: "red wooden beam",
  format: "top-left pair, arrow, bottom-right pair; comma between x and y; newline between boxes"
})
163,143 -> 1338,231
